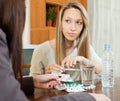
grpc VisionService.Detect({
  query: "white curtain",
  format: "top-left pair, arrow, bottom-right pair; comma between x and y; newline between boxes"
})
88,0 -> 120,77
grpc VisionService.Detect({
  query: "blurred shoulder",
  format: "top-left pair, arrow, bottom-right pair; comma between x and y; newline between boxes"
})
34,41 -> 50,51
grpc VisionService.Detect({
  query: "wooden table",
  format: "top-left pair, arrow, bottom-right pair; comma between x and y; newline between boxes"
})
27,78 -> 120,101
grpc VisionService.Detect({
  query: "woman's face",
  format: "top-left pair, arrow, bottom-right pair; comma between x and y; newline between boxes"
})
62,8 -> 83,41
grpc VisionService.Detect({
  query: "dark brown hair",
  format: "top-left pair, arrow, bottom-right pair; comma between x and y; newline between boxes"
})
0,0 -> 25,79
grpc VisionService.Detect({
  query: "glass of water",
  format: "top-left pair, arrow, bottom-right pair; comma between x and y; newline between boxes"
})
81,65 -> 95,87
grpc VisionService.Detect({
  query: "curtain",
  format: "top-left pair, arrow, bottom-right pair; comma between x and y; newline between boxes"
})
88,0 -> 120,77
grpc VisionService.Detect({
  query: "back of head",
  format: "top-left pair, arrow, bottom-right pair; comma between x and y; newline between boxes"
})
0,0 -> 25,78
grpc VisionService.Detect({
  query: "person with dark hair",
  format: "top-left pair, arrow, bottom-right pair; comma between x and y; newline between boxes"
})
0,0 -> 61,100
0,0 -> 110,101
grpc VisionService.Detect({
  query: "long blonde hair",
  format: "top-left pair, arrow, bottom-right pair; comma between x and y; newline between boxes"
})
56,1 -> 90,65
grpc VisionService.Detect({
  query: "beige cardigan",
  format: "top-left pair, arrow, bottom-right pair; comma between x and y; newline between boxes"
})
29,41 -> 101,81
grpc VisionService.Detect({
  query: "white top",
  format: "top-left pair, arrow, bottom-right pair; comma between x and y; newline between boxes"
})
29,41 -> 101,81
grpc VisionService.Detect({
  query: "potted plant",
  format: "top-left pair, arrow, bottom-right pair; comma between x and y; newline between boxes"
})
46,7 -> 56,26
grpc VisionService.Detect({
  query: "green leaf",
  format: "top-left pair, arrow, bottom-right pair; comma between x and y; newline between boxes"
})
46,7 -> 56,21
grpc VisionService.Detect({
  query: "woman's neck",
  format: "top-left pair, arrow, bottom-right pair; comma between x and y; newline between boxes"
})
65,40 -> 75,56
65,40 -> 74,48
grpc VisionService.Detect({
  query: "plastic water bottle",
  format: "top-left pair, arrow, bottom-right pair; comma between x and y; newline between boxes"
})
101,44 -> 114,87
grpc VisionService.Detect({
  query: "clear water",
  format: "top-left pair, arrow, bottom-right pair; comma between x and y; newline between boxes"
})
102,67 -> 114,87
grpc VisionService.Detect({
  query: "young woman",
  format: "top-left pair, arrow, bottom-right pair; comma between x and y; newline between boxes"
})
0,0 -> 110,101
30,1 -> 102,81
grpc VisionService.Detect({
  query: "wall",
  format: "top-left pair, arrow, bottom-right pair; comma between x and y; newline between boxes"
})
22,0 -> 30,46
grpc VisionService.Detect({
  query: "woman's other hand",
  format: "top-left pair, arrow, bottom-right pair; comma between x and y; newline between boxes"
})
61,56 -> 83,68
33,74 -> 62,89
45,64 -> 63,74
62,56 -> 101,74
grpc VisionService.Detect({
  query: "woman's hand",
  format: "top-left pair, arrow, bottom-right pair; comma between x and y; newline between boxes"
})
33,74 -> 62,89
90,93 -> 111,101
62,56 -> 102,73
45,64 -> 63,74
62,56 -> 84,68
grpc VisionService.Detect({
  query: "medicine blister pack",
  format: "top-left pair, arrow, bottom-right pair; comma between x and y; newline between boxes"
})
52,73 -> 96,92
55,82 -> 85,93
52,72 -> 73,82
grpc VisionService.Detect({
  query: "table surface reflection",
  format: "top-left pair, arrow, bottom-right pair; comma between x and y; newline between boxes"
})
27,78 -> 120,101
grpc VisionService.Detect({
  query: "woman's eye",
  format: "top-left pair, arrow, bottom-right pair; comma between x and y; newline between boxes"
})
65,20 -> 71,24
76,21 -> 83,25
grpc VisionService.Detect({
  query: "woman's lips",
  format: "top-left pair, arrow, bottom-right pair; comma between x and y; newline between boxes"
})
68,33 -> 76,37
